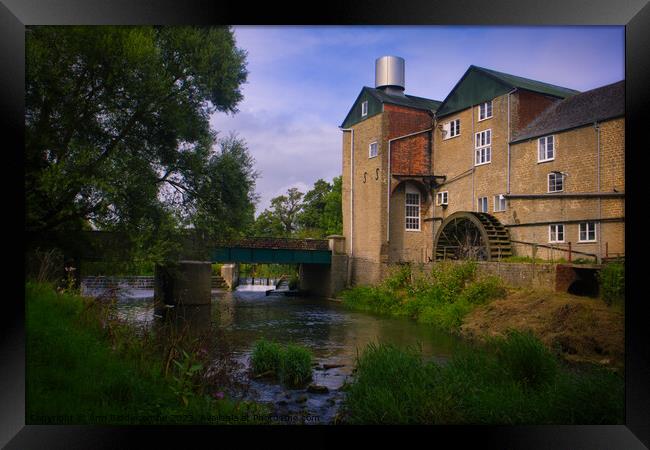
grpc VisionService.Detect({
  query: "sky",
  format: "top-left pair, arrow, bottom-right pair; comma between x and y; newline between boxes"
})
209,26 -> 624,215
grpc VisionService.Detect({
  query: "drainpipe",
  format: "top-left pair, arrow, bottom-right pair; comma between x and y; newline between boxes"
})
340,127 -> 354,256
386,127 -> 434,242
472,104 -> 475,209
507,88 -> 517,194
595,121 -> 601,263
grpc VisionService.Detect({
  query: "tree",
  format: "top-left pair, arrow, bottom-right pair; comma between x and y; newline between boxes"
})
322,176 -> 343,236
298,178 -> 331,231
25,26 -> 250,246
269,188 -> 304,234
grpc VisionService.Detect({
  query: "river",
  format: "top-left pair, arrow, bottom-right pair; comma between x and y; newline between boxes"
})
100,284 -> 468,424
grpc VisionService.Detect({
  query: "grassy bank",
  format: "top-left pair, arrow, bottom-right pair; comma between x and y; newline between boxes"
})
341,262 -> 506,332
342,331 -> 624,424
26,282 -> 268,424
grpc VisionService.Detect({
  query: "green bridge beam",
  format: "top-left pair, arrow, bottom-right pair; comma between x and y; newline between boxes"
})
210,247 -> 331,265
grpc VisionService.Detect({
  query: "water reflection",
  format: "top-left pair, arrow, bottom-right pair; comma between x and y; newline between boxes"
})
103,284 -> 468,423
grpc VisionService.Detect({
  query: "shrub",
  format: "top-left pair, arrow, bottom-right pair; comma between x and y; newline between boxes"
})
250,340 -> 313,387
598,263 -> 624,306
458,275 -> 507,305
250,339 -> 283,375
280,344 -> 313,387
381,264 -> 412,291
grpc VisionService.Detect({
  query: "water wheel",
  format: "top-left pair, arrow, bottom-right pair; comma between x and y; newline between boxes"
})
433,211 -> 512,261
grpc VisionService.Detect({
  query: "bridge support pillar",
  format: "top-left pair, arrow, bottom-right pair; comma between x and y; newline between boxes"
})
299,236 -> 348,299
154,260 -> 212,307
220,263 -> 239,290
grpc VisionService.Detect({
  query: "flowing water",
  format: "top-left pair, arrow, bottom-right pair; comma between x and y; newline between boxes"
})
101,283 -> 469,424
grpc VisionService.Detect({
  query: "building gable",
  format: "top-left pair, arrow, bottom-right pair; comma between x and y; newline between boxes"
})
340,87 -> 383,129
436,65 -> 580,118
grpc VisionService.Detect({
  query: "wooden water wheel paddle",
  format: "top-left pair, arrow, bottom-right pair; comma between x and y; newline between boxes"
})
433,211 -> 512,261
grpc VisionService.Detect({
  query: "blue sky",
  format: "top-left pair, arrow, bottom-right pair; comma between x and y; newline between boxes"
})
209,26 -> 624,214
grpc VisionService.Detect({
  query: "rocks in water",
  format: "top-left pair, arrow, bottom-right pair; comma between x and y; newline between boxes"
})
295,394 -> 308,403
323,363 -> 345,370
277,400 -> 288,406
326,398 -> 336,406
307,384 -> 329,394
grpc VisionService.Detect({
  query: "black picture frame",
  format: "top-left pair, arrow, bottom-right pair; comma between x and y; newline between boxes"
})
4,1 -> 649,447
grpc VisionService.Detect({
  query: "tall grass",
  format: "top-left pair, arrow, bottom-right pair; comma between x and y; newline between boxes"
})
598,262 -> 624,306
26,282 -> 268,424
342,331 -> 623,424
251,340 -> 313,387
341,261 -> 506,332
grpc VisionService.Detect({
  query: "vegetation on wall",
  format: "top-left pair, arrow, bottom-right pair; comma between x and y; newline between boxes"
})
598,262 -> 625,306
341,262 -> 507,332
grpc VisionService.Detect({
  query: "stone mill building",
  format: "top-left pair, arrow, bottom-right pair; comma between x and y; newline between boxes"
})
340,56 -> 624,286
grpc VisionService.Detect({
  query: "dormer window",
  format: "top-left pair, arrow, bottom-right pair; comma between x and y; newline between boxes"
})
361,101 -> 368,117
479,100 -> 493,120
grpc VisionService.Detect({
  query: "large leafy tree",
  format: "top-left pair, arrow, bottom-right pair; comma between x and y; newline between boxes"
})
25,26 -> 251,246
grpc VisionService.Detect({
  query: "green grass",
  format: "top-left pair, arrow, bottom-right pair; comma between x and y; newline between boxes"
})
341,331 -> 624,424
341,262 -> 506,332
26,282 -> 268,424
251,340 -> 313,387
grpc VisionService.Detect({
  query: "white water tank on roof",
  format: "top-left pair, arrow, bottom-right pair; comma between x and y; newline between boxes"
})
375,56 -> 405,94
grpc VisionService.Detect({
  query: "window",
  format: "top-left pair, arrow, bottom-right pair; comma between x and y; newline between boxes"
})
538,135 -> 554,162
549,224 -> 565,243
405,188 -> 420,231
477,196 -> 488,213
494,194 -> 506,212
579,222 -> 597,242
436,191 -> 448,206
475,129 -> 492,165
548,172 -> 564,192
479,100 -> 493,120
361,101 -> 368,117
443,119 -> 461,139
369,141 -> 378,158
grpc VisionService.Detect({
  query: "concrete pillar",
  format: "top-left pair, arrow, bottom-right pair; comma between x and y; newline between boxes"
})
300,238 -> 349,299
220,263 -> 239,290
154,260 -> 212,307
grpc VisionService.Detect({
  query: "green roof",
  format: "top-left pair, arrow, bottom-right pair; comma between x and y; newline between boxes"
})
436,65 -> 580,118
341,87 -> 441,128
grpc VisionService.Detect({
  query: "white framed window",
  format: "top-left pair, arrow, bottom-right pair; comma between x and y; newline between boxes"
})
579,222 -> 597,242
549,224 -> 565,243
405,187 -> 421,231
369,141 -> 378,158
479,100 -> 493,121
475,129 -> 492,165
442,119 -> 461,139
436,191 -> 448,206
477,196 -> 488,213
361,101 -> 368,117
494,194 -> 506,212
538,135 -> 555,162
548,172 -> 564,192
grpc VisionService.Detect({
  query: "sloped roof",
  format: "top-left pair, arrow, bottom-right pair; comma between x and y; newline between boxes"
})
367,87 -> 442,112
340,86 -> 441,128
512,80 -> 624,143
436,65 -> 580,118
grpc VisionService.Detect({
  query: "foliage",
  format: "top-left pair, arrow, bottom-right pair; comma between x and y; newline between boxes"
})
250,339 -> 284,375
25,26 -> 254,251
342,261 -> 505,332
342,337 -> 623,424
249,176 -> 342,239
598,262 -> 624,306
26,282 -> 269,424
250,340 -> 313,387
280,345 -> 313,387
